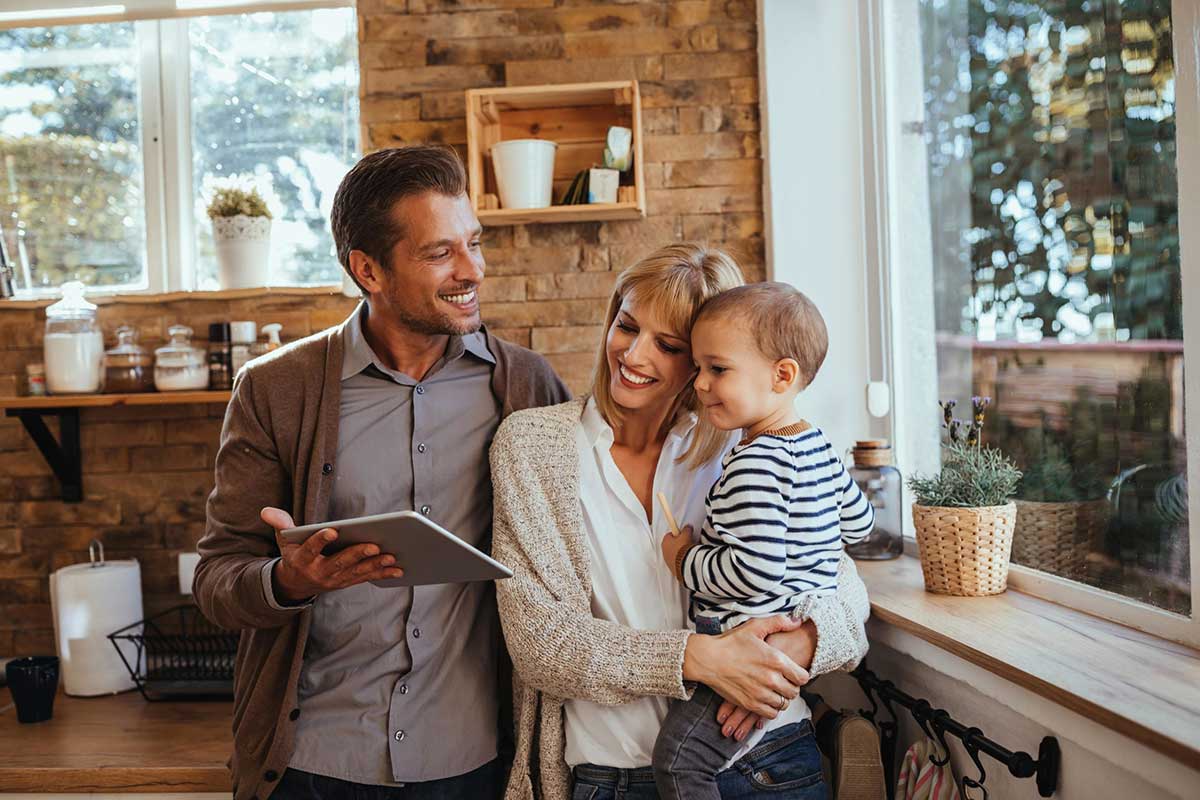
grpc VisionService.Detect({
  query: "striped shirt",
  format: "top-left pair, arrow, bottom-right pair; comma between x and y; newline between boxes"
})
680,422 -> 874,629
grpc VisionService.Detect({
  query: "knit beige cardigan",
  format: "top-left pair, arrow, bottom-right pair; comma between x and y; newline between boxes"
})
490,398 -> 871,800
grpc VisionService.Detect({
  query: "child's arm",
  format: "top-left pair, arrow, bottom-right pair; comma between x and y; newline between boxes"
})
838,464 -> 874,544
669,463 -> 793,599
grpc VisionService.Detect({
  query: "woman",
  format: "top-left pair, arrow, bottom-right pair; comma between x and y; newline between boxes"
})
491,244 -> 870,800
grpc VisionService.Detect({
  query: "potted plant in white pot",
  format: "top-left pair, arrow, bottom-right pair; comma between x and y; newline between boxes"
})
909,398 -> 1023,596
206,180 -> 272,289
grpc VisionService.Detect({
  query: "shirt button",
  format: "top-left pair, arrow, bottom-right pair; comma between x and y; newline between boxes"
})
289,708 -> 300,721
417,443 -> 426,453
395,730 -> 405,741
415,385 -> 425,395
419,504 -> 430,516
412,627 -> 421,639
322,463 -> 332,475
264,770 -> 279,782
399,684 -> 409,695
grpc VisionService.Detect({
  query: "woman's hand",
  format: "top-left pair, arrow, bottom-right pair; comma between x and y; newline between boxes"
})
714,619 -> 820,739
710,623 -> 825,743
682,615 -> 811,718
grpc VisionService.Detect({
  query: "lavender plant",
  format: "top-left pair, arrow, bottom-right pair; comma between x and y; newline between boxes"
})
909,396 -> 1022,508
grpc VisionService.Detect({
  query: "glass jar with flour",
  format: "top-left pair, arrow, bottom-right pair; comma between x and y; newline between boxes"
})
44,281 -> 104,394
155,325 -> 209,391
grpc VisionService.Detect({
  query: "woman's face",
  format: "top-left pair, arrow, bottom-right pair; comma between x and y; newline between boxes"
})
605,296 -> 696,416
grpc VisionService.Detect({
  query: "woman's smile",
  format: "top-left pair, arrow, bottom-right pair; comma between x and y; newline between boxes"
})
618,362 -> 657,388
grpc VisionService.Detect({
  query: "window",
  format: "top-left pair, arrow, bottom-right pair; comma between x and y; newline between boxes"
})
882,0 -> 1197,641
0,22 -> 149,292
0,2 -> 358,296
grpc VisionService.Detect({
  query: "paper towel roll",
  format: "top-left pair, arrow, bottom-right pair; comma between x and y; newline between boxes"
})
50,559 -> 143,696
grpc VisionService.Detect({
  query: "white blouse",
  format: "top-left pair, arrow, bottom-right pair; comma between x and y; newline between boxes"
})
564,397 -> 809,770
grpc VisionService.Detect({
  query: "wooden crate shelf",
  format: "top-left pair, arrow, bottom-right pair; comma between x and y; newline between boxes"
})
465,80 -> 646,226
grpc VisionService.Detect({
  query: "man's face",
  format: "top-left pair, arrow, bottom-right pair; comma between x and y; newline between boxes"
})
364,191 -> 485,336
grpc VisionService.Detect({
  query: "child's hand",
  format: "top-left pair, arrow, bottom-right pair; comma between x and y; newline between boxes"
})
661,524 -> 694,574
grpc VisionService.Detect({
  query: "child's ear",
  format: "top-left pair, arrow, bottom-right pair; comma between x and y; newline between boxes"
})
773,358 -> 802,393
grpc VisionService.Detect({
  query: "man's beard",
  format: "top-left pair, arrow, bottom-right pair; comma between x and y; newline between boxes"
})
388,291 -> 481,337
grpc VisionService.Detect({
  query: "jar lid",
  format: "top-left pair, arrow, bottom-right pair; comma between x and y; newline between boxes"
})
156,324 -> 205,367
106,327 -> 152,367
26,362 -> 44,376
45,281 -> 97,320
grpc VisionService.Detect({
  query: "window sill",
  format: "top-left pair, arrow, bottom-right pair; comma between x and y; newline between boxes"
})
0,284 -> 349,310
856,555 -> 1200,770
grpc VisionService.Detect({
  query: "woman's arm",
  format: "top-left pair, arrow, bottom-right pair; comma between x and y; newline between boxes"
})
491,417 -> 692,706
790,554 -> 870,676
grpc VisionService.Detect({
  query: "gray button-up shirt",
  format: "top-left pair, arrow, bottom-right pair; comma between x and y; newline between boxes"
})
276,302 -> 502,785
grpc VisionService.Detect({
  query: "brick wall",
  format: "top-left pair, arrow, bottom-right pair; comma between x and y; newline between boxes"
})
0,0 -> 765,656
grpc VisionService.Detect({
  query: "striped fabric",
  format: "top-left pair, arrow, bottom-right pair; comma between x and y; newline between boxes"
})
681,425 -> 874,629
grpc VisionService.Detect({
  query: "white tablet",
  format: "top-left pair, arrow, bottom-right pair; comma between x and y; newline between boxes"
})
279,511 -> 512,588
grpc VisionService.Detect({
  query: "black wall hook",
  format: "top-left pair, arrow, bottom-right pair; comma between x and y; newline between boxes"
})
849,665 -> 1060,797
929,708 -> 953,767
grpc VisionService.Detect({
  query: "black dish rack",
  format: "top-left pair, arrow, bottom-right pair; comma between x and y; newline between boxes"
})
108,604 -> 237,701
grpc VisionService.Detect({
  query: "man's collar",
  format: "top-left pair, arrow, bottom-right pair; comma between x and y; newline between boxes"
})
341,301 -> 494,382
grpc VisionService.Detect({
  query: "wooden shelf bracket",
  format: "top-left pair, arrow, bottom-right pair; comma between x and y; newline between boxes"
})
7,406 -> 83,502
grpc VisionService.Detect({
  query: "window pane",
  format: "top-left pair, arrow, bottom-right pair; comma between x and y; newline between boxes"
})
190,8 -> 359,288
905,0 -> 1189,614
0,23 -> 148,293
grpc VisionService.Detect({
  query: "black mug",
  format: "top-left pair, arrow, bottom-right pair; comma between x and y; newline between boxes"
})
5,656 -> 59,723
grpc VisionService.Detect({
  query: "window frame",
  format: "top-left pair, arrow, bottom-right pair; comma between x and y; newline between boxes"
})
868,0 -> 1200,647
2,5 -> 353,299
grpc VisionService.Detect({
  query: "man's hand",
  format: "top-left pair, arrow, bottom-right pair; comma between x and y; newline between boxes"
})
661,523 -> 694,576
261,507 -> 404,602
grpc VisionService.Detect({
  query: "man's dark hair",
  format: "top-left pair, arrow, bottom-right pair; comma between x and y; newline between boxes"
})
330,145 -> 468,289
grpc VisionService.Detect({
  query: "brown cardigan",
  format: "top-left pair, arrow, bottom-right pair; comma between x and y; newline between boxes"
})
193,317 -> 570,800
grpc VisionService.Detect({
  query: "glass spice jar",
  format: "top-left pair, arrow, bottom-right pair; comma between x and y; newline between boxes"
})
103,326 -> 154,393
845,439 -> 905,560
155,325 -> 209,392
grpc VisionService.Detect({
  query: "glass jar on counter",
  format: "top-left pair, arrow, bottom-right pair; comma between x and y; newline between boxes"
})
103,326 -> 154,393
43,281 -> 104,395
846,439 -> 905,560
154,325 -> 209,392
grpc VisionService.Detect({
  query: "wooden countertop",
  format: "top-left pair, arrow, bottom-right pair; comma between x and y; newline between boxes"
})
0,688 -> 232,793
858,557 -> 1200,770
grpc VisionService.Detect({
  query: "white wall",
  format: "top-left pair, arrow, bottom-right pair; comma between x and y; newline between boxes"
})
759,0 -> 875,454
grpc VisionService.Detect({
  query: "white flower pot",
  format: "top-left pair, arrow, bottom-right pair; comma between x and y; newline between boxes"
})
212,214 -> 271,289
491,139 -> 557,209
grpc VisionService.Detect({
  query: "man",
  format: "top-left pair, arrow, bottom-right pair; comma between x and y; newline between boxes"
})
194,145 -> 570,800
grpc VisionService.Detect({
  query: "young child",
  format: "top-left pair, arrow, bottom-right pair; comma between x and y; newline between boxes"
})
654,282 -> 875,800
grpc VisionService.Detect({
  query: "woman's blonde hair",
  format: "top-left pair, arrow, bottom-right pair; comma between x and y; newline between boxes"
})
590,242 -> 745,468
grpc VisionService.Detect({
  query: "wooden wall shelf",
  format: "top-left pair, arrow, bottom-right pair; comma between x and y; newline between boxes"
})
465,80 -> 646,226
0,391 -> 231,410
1,391 -> 231,502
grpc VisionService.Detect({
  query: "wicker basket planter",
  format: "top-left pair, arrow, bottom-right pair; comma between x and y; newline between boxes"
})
1011,498 -> 1109,579
913,502 -> 1017,596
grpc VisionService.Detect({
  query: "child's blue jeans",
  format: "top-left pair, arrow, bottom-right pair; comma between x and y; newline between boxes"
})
652,616 -> 740,800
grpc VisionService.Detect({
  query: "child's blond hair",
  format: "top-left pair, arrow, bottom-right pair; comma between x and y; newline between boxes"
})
696,282 -> 828,390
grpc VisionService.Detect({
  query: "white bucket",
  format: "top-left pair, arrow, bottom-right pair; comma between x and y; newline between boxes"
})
491,139 -> 557,209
